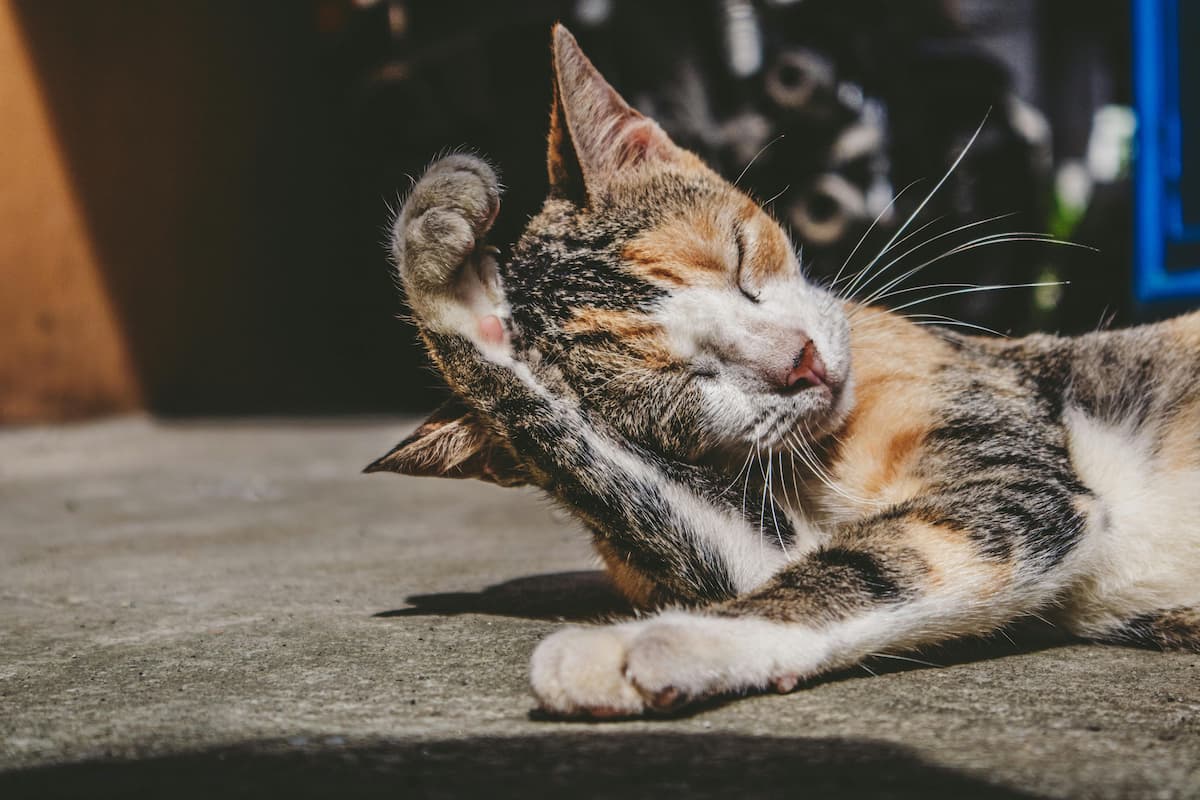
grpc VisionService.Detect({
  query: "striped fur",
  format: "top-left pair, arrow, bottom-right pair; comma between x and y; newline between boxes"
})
371,25 -> 1200,717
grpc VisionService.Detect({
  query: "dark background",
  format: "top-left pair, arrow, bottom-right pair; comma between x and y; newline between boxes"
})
6,0 -> 1135,418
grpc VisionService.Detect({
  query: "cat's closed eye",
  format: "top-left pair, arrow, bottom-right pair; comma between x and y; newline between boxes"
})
734,230 -> 761,303
687,357 -> 721,380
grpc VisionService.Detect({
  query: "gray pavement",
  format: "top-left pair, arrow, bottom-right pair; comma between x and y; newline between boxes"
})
1,417 -> 1197,798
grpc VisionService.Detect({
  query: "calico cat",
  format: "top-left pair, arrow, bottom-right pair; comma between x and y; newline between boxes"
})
367,25 -> 1200,717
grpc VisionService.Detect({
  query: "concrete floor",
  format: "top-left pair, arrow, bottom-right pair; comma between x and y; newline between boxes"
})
1,417 -> 1197,799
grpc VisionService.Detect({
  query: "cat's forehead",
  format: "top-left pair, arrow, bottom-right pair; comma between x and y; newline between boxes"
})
622,185 -> 792,290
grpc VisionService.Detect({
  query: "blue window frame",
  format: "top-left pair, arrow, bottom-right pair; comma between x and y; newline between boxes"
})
1134,0 -> 1200,301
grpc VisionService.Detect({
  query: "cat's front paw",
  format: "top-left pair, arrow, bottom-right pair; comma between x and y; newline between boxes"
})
393,154 -> 501,292
529,626 -> 645,718
530,615 -> 794,718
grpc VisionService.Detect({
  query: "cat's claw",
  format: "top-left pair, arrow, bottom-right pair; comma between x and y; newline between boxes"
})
641,684 -> 689,713
771,674 -> 800,693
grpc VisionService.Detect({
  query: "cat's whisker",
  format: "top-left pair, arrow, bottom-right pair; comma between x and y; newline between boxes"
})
766,449 -> 789,556
785,449 -> 812,533
784,432 -> 827,484
755,445 -> 770,557
849,307 -> 1008,338
734,133 -> 786,187
840,110 -> 991,300
779,446 -> 802,513
866,276 -> 1059,313
785,430 -> 874,509
722,444 -> 759,497
761,184 -> 791,208
907,315 -> 1009,337
794,447 -> 849,507
868,281 -> 986,302
845,312 -> 896,334
778,450 -> 806,544
848,214 -> 1025,306
836,213 -> 947,290
868,652 -> 943,669
833,212 -> 949,296
850,231 -> 1084,312
741,443 -> 756,524
885,281 -> 1069,316
876,212 -> 951,258
791,426 -> 882,509
772,450 -> 792,556
830,178 -> 926,292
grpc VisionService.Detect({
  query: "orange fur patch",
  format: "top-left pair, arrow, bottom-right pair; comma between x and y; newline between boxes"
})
1159,394 -> 1200,471
829,308 -> 955,508
1151,311 -> 1200,469
737,199 -> 793,283
619,186 -> 796,290
594,538 -> 656,608
623,217 -> 728,289
904,523 -> 1012,596
1164,308 -> 1200,349
563,307 -> 678,369
564,307 -> 659,338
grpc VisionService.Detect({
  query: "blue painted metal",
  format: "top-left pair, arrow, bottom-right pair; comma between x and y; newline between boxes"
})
1134,0 -> 1200,301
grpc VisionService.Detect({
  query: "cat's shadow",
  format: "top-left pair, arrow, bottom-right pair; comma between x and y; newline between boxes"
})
376,570 -> 1072,682
374,570 -> 632,622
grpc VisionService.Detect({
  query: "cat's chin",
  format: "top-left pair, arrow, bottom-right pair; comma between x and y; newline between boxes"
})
700,384 -> 849,470
761,369 -> 856,451
771,406 -> 841,452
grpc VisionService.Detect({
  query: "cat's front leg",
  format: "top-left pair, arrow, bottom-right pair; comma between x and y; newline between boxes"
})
532,508 -> 1066,717
387,157 -> 790,604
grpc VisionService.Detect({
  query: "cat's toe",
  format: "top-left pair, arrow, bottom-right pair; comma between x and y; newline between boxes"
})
529,626 -> 644,718
623,619 -> 746,710
400,207 -> 477,287
408,154 -> 500,237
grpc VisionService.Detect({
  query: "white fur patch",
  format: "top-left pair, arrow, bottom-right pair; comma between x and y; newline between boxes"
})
650,275 -> 852,452
1060,408 -> 1200,633
529,612 -> 827,716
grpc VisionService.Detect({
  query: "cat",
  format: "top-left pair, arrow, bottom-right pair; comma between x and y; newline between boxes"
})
367,25 -> 1200,718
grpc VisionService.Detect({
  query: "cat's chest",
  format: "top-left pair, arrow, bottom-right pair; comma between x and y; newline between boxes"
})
820,376 -> 941,513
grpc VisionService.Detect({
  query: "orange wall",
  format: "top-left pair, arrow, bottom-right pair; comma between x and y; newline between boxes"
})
0,0 -> 140,422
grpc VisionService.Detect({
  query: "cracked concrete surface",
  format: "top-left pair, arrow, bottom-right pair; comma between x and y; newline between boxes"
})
1,417 -> 1198,798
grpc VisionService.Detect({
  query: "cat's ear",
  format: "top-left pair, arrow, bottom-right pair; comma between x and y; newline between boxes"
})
363,397 -> 528,486
547,24 -> 686,203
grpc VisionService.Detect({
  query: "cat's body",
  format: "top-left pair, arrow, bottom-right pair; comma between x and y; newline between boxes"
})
369,26 -> 1200,717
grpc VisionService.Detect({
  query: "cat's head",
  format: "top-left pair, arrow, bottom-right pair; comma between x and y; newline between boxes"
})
376,25 -> 853,483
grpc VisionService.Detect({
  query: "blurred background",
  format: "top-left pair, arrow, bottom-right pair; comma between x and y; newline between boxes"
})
1,0 -> 1192,423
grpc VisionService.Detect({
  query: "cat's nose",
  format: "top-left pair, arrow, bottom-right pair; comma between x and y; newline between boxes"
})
783,339 -> 827,390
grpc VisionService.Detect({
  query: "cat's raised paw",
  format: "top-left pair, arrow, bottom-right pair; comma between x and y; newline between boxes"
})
392,154 -> 501,293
